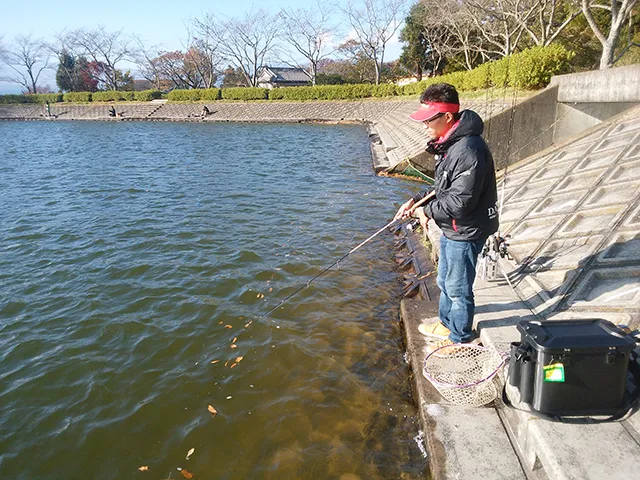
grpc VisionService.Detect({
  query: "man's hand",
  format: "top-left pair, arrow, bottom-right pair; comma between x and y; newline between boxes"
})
412,206 -> 429,233
394,198 -> 415,220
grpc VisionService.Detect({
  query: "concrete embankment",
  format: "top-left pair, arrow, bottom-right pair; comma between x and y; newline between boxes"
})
0,98 -> 412,124
0,96 -> 511,178
398,66 -> 640,479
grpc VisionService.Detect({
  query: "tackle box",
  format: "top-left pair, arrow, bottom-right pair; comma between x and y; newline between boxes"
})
509,319 -> 636,415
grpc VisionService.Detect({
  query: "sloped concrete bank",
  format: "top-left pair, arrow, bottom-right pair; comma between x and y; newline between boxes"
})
0,99 -> 412,124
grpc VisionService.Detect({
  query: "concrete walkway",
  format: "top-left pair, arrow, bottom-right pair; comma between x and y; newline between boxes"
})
402,225 -> 640,479
399,104 -> 640,479
400,228 -> 527,479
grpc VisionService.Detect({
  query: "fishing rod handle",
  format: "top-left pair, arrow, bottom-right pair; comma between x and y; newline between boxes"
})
413,190 -> 436,208
406,190 -> 436,218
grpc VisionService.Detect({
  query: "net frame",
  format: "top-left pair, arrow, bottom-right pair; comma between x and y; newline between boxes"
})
423,343 -> 507,407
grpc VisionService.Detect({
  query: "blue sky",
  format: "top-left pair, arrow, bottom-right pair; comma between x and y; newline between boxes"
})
0,0 -> 406,94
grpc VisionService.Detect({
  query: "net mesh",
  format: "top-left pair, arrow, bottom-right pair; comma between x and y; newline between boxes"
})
423,344 -> 507,407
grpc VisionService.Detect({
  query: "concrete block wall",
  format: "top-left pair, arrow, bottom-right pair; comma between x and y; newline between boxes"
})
484,87 -> 559,170
551,64 -> 640,144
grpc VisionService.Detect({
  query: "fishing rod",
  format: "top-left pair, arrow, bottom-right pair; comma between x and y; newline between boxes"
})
258,190 -> 436,322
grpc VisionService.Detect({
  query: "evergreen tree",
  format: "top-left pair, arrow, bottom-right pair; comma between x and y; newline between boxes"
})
116,69 -> 135,91
221,66 -> 247,87
398,2 -> 432,80
55,51 -> 76,92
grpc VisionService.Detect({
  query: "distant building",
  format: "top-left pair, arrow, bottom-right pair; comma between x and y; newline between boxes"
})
257,66 -> 311,89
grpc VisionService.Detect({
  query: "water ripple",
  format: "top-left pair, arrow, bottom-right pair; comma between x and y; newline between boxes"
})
0,121 -> 426,480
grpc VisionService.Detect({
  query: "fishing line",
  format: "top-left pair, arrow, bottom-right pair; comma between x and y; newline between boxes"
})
257,190 -> 436,323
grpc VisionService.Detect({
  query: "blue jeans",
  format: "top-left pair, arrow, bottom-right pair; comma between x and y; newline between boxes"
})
437,235 -> 486,343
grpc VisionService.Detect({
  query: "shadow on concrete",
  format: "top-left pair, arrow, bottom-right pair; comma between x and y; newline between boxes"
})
475,237 -> 640,332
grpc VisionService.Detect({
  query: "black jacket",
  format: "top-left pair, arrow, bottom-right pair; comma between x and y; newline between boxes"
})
413,110 -> 499,241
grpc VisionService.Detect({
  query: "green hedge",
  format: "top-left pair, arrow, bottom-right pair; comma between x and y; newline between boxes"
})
268,83 -> 398,101
0,94 -> 35,104
64,92 -> 92,102
168,88 -> 220,101
221,87 -> 268,101
167,89 -> 202,101
134,89 -> 162,101
92,91 -> 127,102
200,88 -> 221,101
402,45 -> 574,95
0,93 -> 63,104
36,93 -> 63,103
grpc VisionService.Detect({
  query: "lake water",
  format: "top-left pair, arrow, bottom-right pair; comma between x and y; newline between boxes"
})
0,121 -> 426,479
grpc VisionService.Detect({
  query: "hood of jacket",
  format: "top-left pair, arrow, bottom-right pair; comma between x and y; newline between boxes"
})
426,110 -> 485,155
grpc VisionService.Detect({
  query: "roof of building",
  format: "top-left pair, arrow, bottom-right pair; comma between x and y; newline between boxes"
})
259,66 -> 310,84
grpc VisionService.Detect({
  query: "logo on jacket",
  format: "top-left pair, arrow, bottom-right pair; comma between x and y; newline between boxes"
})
488,202 -> 498,219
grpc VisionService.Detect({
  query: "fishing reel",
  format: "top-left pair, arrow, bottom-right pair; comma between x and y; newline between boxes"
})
404,218 -> 421,232
479,234 -> 510,280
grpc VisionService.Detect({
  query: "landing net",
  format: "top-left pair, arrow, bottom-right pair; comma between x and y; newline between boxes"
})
423,344 -> 506,407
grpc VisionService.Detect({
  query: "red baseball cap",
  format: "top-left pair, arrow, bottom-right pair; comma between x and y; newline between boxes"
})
409,101 -> 460,122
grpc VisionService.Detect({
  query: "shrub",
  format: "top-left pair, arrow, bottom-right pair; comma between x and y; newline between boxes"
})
0,94 -> 35,104
34,93 -> 63,103
0,93 -> 65,104
221,87 -> 268,101
92,91 -> 121,102
167,89 -> 202,101
200,88 -> 221,101
509,45 -> 574,88
345,84 -> 374,98
267,82 -> 397,101
63,92 -> 92,102
400,45 -> 574,95
134,90 -> 162,101
268,86 -> 305,100
372,84 -> 397,97
316,73 -> 345,85
92,90 -> 139,102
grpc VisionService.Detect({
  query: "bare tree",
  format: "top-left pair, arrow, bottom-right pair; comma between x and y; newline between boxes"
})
342,0 -> 408,84
510,0 -> 583,46
49,31 -> 79,92
462,0 -> 528,57
0,34 -> 51,94
336,38 -> 378,82
581,0 -> 639,68
133,29 -> 221,91
417,0 -> 486,71
278,1 -> 337,85
68,26 -> 132,90
414,0 -> 581,71
184,34 -> 222,89
193,7 -> 279,87
132,35 -> 165,90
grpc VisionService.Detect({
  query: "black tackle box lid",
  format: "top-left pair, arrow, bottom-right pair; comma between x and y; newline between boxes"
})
517,319 -> 636,352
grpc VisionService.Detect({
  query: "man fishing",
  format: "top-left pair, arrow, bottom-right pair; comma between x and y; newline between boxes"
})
394,83 -> 499,354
